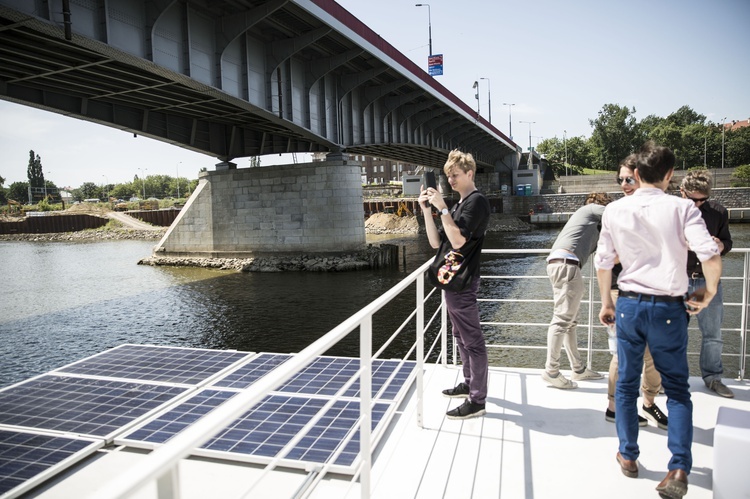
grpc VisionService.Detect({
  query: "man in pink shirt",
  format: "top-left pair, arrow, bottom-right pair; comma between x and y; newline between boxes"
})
594,142 -> 721,499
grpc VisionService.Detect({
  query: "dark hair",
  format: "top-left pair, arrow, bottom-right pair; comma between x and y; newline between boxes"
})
615,153 -> 637,183
634,141 -> 675,184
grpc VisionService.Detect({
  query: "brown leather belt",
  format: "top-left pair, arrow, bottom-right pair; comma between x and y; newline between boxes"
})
547,258 -> 581,268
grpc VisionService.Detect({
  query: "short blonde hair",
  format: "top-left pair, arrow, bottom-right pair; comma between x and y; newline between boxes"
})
443,149 -> 476,175
681,169 -> 712,196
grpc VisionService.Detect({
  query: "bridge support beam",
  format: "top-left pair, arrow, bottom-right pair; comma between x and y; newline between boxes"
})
153,160 -> 365,258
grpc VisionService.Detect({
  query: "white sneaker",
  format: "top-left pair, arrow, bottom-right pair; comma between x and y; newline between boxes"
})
572,368 -> 604,381
542,371 -> 578,389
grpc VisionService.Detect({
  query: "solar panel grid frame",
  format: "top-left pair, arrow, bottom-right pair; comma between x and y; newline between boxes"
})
117,390 -> 393,472
53,344 -> 253,386
0,429 -> 102,498
0,376 -> 189,439
213,354 -> 417,401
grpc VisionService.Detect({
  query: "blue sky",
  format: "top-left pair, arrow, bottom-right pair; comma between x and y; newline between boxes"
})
1,0 -> 748,188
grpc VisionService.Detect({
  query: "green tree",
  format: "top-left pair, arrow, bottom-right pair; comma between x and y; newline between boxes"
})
79,182 -> 100,199
26,150 -> 44,188
589,104 -> 639,170
726,126 -> 750,168
7,181 -> 29,203
0,174 -> 6,205
665,105 -> 705,128
731,164 -> 750,187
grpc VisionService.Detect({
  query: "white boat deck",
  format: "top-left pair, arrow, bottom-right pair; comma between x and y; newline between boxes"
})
28,364 -> 749,499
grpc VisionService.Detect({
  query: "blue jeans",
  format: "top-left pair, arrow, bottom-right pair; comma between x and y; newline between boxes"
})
445,278 -> 488,405
615,295 -> 692,473
688,278 -> 725,385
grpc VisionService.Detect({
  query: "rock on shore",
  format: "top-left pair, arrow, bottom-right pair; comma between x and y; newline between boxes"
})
365,212 -> 532,234
0,227 -> 167,242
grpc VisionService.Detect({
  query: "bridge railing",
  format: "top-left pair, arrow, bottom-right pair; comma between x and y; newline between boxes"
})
92,248 -> 749,499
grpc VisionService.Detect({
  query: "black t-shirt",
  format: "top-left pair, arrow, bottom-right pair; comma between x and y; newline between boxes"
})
435,190 -> 491,282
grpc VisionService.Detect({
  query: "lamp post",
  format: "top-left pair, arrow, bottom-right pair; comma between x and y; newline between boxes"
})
564,130 -> 568,176
472,80 -> 480,120
503,103 -> 515,140
102,175 -> 108,201
415,4 -> 432,57
480,77 -> 491,124
176,161 -> 182,199
519,120 -> 535,168
43,170 -> 49,200
721,116 -> 727,169
138,168 -> 147,199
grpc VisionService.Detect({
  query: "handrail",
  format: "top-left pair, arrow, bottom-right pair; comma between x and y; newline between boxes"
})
92,247 -> 749,498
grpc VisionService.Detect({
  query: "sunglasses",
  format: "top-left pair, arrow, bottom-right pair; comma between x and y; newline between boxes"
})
686,195 -> 709,203
616,176 -> 636,186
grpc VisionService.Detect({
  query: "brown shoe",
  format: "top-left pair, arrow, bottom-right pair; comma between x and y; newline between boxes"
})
616,452 -> 638,478
656,469 -> 688,498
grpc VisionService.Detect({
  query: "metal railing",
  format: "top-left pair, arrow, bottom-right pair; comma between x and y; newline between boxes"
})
92,248 -> 749,499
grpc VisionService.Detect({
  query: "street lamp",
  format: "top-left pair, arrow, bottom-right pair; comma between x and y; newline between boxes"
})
564,130 -> 568,176
480,77 -> 491,124
472,80 -> 480,120
415,4 -> 432,58
721,116 -> 727,169
176,161 -> 182,199
519,120 -> 535,168
503,103 -> 516,140
43,170 -> 50,200
102,175 -> 108,201
138,168 -> 147,199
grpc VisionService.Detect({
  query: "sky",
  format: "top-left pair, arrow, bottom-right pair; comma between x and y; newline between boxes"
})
1,0 -> 748,188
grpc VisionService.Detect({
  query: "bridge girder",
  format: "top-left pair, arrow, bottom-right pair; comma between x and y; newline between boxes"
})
0,0 -> 518,170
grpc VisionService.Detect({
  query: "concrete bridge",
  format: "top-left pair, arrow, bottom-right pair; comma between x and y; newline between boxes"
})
0,0 -> 521,256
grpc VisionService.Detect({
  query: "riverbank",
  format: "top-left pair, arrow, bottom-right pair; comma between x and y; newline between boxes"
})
0,213 -> 532,271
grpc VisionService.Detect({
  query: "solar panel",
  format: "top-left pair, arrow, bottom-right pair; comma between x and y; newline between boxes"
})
0,375 -> 188,438
55,344 -> 251,385
0,429 -> 101,498
118,390 -> 391,471
214,354 -> 416,400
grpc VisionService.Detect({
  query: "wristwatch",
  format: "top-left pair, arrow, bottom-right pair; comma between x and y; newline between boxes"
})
440,208 -> 450,216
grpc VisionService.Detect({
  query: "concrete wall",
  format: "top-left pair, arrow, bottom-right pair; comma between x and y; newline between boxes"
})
504,187 -> 750,216
154,161 -> 365,257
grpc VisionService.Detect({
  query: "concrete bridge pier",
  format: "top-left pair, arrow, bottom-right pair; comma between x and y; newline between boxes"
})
153,159 -> 366,258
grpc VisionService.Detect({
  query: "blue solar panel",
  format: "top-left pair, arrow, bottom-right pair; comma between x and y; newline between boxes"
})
213,353 -> 290,389
214,354 -> 416,400
119,390 -> 391,469
0,375 -> 188,438
56,344 -> 251,385
0,430 -> 100,497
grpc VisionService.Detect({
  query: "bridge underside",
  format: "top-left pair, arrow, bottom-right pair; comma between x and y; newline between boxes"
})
0,0 -> 519,172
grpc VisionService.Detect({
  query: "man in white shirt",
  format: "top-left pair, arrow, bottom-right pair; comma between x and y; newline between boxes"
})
594,142 -> 721,499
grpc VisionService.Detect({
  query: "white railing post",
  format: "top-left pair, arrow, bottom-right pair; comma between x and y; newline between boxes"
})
586,258 -> 595,369
416,274 -> 425,428
739,252 -> 749,380
156,467 -> 179,499
359,316 -> 372,499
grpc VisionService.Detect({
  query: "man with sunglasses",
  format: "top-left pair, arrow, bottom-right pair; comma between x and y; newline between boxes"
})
680,170 -> 734,398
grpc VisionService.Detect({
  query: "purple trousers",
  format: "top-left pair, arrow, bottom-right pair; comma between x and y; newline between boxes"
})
444,278 -> 488,405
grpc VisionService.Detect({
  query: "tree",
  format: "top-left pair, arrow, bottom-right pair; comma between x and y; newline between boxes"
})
665,105 -> 705,128
78,182 -> 100,199
731,164 -> 750,187
589,104 -> 639,170
725,126 -> 750,169
26,150 -> 44,188
7,181 -> 29,203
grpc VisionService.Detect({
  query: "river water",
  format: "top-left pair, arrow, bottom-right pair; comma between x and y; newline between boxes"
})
2,226 -> 749,388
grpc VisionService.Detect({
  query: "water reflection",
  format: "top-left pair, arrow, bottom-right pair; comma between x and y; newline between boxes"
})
1,225 -> 748,388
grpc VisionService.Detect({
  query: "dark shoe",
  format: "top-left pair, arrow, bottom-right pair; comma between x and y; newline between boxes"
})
656,468 -> 688,498
442,382 -> 470,398
707,379 -> 735,398
643,403 -> 668,430
616,452 -> 638,478
446,399 -> 486,420
605,408 -> 647,426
